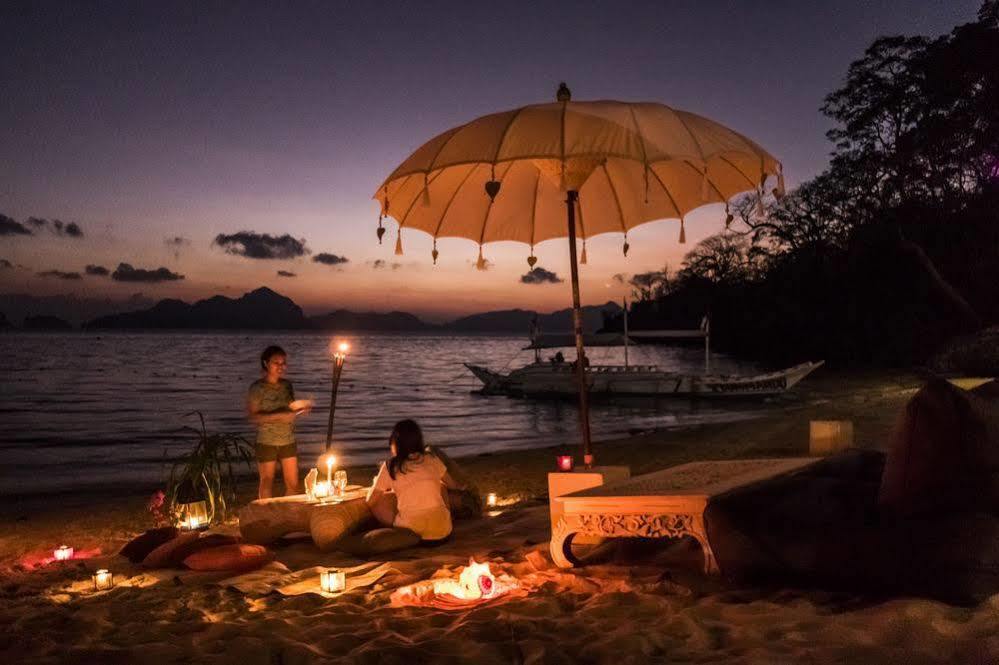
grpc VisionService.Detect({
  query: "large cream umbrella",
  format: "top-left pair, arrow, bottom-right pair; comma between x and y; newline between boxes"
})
374,84 -> 784,466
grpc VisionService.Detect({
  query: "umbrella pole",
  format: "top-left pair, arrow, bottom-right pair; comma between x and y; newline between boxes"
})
565,190 -> 594,467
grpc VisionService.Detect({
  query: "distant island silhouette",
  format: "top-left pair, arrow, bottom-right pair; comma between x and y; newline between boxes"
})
0,287 -> 621,334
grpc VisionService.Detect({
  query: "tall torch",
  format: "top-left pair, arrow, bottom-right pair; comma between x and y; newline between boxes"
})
325,342 -> 349,453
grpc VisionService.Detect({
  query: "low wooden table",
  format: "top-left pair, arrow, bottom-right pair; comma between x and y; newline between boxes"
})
550,458 -> 819,574
239,486 -> 368,544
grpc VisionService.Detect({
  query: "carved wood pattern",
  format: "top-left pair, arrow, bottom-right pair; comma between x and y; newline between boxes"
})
575,513 -> 694,539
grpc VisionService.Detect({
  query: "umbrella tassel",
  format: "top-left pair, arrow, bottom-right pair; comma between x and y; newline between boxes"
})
432,238 -> 439,265
679,218 -> 686,244
476,246 -> 487,271
580,240 -> 588,265
775,168 -> 786,199
623,234 -> 630,257
395,230 -> 403,256
421,174 -> 431,206
376,215 -> 386,244
756,190 -> 765,217
724,203 -> 733,229
527,246 -> 537,268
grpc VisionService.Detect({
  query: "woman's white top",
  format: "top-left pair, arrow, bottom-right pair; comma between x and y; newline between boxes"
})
371,453 -> 452,539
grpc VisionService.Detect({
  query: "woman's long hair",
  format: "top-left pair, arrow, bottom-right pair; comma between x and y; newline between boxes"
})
387,419 -> 426,480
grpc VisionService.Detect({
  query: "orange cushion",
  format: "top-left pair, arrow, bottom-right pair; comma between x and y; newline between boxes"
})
142,531 -> 201,569
183,544 -> 273,572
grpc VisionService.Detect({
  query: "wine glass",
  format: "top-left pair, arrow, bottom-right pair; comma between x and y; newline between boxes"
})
333,470 -> 348,496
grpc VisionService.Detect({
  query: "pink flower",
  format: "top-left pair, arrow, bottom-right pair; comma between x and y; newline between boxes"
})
478,574 -> 493,596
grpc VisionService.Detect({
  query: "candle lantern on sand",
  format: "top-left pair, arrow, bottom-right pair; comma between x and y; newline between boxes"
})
54,545 -> 74,561
176,498 -> 210,531
320,568 -> 346,593
92,569 -> 115,591
556,456 -> 574,472
486,493 -> 498,507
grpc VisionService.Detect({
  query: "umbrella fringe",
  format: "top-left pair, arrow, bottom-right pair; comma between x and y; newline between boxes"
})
623,234 -> 630,257
580,241 -> 588,265
476,246 -> 487,271
679,218 -> 686,244
527,247 -> 537,268
395,230 -> 404,256
432,238 -> 438,265
724,203 -> 734,229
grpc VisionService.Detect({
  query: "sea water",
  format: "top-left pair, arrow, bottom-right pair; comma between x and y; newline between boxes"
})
0,331 -> 772,495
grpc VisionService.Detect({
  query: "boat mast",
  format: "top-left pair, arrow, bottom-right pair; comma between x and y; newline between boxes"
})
623,297 -> 629,369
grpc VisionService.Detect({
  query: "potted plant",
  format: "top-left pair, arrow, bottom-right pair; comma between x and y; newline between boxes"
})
166,412 -> 254,529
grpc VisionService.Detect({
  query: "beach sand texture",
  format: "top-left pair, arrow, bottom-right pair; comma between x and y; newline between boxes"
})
2,371 -> 997,663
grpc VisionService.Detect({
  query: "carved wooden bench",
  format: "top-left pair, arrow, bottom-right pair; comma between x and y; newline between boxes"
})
550,458 -> 819,574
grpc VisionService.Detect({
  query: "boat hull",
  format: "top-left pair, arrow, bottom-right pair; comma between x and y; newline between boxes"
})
464,361 -> 823,398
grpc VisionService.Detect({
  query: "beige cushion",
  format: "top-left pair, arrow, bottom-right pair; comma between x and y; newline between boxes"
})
310,500 -> 373,552
238,498 -> 314,545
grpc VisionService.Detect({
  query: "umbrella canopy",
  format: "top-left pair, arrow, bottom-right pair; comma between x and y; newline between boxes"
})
374,85 -> 783,465
375,89 -> 783,259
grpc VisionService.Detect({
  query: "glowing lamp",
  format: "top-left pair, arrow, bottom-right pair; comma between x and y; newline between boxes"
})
320,568 -> 345,593
486,493 -> 497,507
177,500 -> 210,531
556,455 -> 574,472
54,545 -> 74,561
92,569 -> 114,591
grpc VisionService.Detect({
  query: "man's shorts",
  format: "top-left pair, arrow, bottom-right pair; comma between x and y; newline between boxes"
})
256,442 -> 297,463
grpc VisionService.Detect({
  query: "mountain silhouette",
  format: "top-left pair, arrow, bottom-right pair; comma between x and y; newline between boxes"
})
86,287 -> 306,329
81,286 -> 621,333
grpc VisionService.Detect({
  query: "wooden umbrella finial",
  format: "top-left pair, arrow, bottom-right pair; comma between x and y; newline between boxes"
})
556,82 -> 571,102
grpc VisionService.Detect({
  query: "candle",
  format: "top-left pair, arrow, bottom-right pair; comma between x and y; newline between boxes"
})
320,568 -> 345,593
486,493 -> 497,507
557,455 -> 574,472
326,454 -> 337,486
54,545 -> 74,561
182,515 -> 204,531
92,569 -> 114,591
313,481 -> 331,499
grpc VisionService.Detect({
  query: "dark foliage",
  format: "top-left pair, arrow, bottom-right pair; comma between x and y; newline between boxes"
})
614,5 -> 999,367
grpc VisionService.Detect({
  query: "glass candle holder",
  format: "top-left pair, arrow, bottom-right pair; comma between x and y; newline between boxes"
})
333,470 -> 347,496
54,545 -> 74,561
177,500 -> 210,531
92,569 -> 114,591
556,455 -> 574,472
486,492 -> 497,507
313,481 -> 331,499
320,568 -> 345,593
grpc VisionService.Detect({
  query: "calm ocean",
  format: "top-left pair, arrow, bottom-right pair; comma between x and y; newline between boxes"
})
0,332 -> 772,495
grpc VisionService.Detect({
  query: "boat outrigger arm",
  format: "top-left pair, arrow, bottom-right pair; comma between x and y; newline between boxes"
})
525,314 -> 713,372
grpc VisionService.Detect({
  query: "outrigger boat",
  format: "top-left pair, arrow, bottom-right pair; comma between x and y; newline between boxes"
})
465,315 -> 823,398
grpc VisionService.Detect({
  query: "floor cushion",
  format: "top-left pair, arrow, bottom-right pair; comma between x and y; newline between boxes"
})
879,378 -> 999,518
120,526 -> 179,563
337,527 -> 421,557
183,544 -> 273,572
147,533 -> 240,569
142,531 -> 201,569
310,499 -> 373,552
239,498 -> 315,545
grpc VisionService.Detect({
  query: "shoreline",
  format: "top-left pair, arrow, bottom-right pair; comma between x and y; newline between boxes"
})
1,368 -> 920,569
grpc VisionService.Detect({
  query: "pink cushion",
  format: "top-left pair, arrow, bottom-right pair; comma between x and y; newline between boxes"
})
142,531 -> 201,569
183,544 -> 273,572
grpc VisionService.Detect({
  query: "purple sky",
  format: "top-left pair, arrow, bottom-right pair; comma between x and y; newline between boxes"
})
0,1 -> 980,320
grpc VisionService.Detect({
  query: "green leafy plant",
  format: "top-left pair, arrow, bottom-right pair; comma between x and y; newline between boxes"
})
165,412 -> 254,525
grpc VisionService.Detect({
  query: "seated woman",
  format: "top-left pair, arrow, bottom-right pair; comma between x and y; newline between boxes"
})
366,419 -> 463,542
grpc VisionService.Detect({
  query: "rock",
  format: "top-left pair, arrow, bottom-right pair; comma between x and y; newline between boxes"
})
929,326 -> 999,376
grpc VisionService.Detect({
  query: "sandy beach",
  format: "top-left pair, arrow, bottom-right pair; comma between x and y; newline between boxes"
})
3,370 -> 998,664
